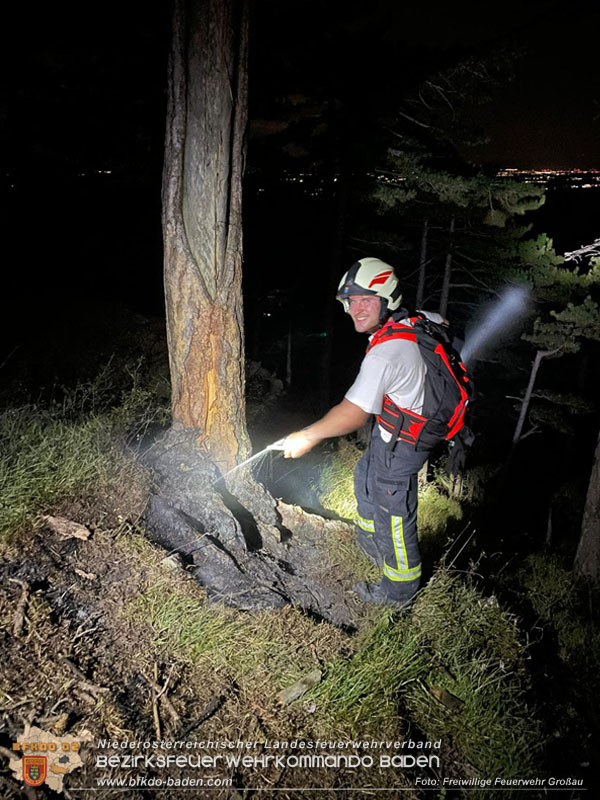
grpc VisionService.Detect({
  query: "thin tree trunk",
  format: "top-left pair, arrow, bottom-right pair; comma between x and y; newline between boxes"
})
545,504 -> 553,549
162,0 -> 250,471
319,176 -> 346,408
511,349 -> 555,447
416,217 -> 429,309
439,215 -> 455,318
574,428 -> 600,581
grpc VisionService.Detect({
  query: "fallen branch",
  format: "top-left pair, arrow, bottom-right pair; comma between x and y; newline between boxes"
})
140,667 -> 180,728
72,625 -> 99,642
59,657 -> 109,697
179,696 -> 225,738
71,687 -> 97,706
42,515 -> 91,541
430,685 -> 465,712
7,697 -> 37,712
151,664 -> 161,740
277,669 -> 322,706
8,578 -> 29,637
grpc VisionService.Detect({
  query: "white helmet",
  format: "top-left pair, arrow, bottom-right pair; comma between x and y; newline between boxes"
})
336,257 -> 402,319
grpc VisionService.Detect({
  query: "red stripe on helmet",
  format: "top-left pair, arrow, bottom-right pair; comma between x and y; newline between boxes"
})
368,270 -> 392,288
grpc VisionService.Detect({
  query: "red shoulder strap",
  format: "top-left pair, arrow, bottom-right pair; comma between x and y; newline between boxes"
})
366,319 -> 418,353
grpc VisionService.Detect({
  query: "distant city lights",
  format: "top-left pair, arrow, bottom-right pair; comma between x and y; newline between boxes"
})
4,166 -> 599,193
497,167 -> 600,188
263,167 -> 600,196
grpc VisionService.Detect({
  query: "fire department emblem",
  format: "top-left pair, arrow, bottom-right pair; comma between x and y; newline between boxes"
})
23,755 -> 47,786
10,725 -> 92,793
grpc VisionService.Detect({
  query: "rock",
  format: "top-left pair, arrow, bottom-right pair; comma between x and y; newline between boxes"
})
160,554 -> 185,572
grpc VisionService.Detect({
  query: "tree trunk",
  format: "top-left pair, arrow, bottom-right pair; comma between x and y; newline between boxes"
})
286,320 -> 292,388
416,218 -> 429,309
162,0 -> 250,472
318,175 -> 346,408
439,215 -> 455,318
574,428 -> 600,581
145,0 -> 361,625
511,349 -> 556,448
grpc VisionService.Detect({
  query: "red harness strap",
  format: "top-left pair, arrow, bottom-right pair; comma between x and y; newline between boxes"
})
378,395 -> 428,446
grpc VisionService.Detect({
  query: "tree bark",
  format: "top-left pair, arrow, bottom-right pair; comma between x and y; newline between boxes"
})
162,0 -> 250,472
574,428 -> 600,581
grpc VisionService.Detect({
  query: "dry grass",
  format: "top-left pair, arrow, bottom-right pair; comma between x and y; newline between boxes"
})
311,569 -> 541,779
0,370 -> 168,543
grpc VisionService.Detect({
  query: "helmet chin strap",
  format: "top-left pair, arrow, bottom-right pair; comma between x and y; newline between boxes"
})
378,300 -> 390,323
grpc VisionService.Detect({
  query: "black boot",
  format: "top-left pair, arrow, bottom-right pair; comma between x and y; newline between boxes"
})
353,580 -> 415,610
356,530 -> 383,567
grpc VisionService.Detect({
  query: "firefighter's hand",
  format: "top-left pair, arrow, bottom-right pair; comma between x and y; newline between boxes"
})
283,430 -> 320,458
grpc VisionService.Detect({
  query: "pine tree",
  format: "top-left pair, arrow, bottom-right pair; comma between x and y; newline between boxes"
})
510,251 -> 600,446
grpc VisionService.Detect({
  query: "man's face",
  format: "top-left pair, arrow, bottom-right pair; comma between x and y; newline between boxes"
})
348,294 -> 381,334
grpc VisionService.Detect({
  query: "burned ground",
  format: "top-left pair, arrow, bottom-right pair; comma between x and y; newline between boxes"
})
0,455 -> 389,799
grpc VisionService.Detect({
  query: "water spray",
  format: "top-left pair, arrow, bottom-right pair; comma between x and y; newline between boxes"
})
213,437 -> 288,484
460,285 -> 531,367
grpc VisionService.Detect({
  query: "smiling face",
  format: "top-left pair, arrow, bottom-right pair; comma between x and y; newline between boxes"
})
347,294 -> 382,334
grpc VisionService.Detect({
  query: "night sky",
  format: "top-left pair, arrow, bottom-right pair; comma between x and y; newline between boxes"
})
3,1 -> 599,178
2,0 -> 599,380
249,0 -> 600,168
463,2 -> 600,168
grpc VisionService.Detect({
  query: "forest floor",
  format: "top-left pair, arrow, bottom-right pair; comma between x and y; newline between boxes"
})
0,442 -> 388,799
0,367 -> 597,799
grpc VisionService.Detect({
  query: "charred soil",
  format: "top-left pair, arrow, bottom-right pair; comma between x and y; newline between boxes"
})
0,444 -> 384,799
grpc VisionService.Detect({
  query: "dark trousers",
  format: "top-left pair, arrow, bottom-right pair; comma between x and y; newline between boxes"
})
354,426 -> 430,601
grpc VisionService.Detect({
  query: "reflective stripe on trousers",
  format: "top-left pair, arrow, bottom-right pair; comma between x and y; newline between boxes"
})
357,514 -> 375,533
383,514 -> 422,582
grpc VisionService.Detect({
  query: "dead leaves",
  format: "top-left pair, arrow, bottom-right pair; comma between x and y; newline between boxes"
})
42,515 -> 91,541
430,685 -> 465,713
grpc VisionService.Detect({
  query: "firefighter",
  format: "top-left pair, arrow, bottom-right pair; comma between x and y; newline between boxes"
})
283,258 -> 445,607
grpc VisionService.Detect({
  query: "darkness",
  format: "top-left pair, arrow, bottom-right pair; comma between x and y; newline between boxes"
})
2,1 -> 599,493
2,2 -> 598,321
